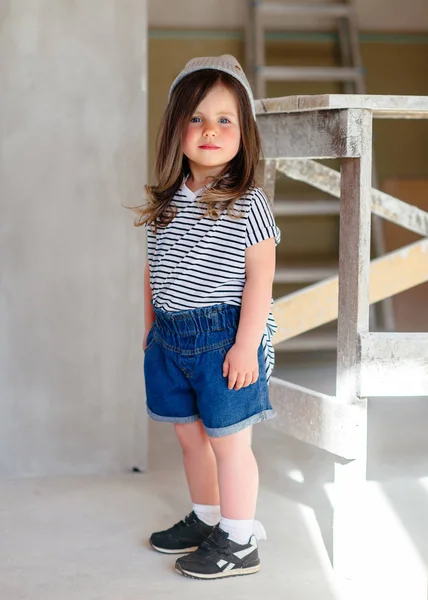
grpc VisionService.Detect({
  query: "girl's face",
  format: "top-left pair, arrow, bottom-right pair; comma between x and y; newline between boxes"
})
182,82 -> 241,177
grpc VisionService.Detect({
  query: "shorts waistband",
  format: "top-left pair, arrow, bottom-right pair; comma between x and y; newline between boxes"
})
153,303 -> 240,335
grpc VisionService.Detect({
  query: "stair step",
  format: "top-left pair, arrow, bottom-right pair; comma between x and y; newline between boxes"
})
256,2 -> 353,18
274,199 -> 340,216
275,332 -> 337,352
275,264 -> 337,283
259,66 -> 363,82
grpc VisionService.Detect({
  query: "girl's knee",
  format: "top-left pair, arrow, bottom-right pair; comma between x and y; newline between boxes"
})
174,420 -> 209,453
208,427 -> 252,458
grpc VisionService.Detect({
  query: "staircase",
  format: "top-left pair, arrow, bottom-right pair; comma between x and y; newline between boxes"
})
255,91 -> 428,594
245,0 -> 393,351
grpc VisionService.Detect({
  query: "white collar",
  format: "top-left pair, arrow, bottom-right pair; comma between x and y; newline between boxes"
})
182,174 -> 206,199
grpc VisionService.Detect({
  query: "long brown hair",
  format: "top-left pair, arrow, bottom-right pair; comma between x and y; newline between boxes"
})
134,70 -> 262,230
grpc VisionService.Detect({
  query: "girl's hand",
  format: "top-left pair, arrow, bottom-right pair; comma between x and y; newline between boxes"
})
222,343 -> 259,390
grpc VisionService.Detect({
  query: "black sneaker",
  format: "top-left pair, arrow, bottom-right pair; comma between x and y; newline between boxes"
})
175,525 -> 260,579
149,511 -> 214,554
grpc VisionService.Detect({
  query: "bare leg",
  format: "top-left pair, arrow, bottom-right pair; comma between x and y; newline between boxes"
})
174,421 -> 220,506
208,427 -> 258,519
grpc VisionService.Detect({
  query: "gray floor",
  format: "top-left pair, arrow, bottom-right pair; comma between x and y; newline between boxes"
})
2,354 -> 428,599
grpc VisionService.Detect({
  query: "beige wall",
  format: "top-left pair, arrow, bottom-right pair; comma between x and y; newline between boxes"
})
381,179 -> 428,332
148,0 -> 428,32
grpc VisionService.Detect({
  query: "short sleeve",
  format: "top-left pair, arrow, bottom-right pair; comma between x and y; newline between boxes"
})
245,188 -> 281,248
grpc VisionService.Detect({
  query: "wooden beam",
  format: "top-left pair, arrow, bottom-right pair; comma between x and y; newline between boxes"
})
272,238 -> 428,344
336,111 -> 372,405
276,158 -> 428,237
256,109 -> 362,159
332,109 -> 371,585
359,333 -> 428,396
256,3 -> 352,17
267,378 -> 362,459
257,159 -> 276,204
255,94 -> 428,119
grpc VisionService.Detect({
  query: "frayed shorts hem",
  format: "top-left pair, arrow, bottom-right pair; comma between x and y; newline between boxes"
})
147,407 -> 199,424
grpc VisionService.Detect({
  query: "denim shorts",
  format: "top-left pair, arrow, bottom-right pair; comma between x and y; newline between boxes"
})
144,304 -> 276,438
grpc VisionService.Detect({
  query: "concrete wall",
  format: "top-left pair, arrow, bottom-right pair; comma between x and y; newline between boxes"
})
0,1 -> 148,477
148,0 -> 428,32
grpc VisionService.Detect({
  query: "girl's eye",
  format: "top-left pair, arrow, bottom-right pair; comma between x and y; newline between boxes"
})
190,117 -> 202,123
219,117 -> 231,124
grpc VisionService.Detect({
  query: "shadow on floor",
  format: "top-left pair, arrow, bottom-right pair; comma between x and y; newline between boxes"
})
266,352 -> 428,577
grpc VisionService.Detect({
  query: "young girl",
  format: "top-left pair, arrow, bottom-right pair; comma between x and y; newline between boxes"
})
135,55 -> 280,580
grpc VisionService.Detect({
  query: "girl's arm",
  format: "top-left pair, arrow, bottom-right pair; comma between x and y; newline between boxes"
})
143,259 -> 155,349
223,237 -> 276,390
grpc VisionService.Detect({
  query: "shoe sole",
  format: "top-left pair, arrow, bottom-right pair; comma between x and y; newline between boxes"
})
149,542 -> 198,555
175,563 -> 261,579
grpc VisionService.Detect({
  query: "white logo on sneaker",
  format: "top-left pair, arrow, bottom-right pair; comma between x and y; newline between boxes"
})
233,536 -> 258,560
217,559 -> 236,571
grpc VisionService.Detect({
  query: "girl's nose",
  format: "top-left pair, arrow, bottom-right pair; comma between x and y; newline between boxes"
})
203,122 -> 217,137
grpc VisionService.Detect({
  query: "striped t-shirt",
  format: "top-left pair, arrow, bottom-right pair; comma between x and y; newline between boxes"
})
146,180 -> 281,381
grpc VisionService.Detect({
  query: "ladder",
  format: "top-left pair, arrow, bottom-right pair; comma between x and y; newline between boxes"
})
246,0 -> 365,99
246,0 -> 395,351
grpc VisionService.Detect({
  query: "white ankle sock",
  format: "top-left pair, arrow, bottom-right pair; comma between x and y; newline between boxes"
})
220,517 -> 267,545
192,503 -> 221,526
219,517 -> 254,545
253,519 -> 267,541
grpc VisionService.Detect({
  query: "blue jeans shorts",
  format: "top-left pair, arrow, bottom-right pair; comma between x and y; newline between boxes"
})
144,303 -> 276,438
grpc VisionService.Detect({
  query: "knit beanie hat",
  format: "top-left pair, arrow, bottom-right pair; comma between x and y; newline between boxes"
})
168,54 -> 256,120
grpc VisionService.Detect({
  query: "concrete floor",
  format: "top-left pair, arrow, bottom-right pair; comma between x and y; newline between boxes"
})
2,354 -> 428,599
